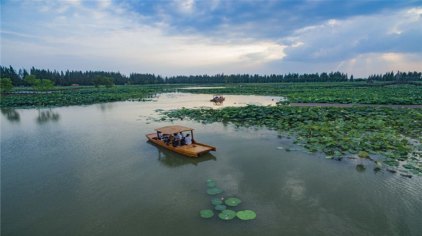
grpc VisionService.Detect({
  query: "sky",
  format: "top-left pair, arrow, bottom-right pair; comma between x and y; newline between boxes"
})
1,0 -> 422,77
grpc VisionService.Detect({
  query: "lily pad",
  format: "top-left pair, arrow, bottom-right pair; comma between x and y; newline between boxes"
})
199,209 -> 214,219
207,179 -> 216,185
358,151 -> 369,158
403,164 -> 414,169
207,182 -> 217,188
356,164 -> 366,172
224,197 -> 242,207
218,210 -> 236,220
207,187 -> 223,195
236,210 -> 256,220
211,198 -> 223,205
214,204 -> 227,211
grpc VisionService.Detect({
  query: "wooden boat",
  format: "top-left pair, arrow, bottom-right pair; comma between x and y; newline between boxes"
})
146,125 -> 216,157
210,95 -> 225,104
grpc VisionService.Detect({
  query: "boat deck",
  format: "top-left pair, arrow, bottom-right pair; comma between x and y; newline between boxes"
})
146,133 -> 216,157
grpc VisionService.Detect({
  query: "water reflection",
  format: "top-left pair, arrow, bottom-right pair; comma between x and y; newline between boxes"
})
97,103 -> 114,112
152,144 -> 217,167
1,108 -> 20,122
36,109 -> 60,124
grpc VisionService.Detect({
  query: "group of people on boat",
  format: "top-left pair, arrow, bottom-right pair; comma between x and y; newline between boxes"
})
210,95 -> 225,103
157,131 -> 192,147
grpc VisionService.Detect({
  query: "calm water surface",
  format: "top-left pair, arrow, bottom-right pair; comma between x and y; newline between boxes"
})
2,94 -> 421,236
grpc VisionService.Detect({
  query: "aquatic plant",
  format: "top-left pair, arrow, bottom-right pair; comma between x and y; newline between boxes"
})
214,205 -> 227,211
207,182 -> 217,188
199,209 -> 214,218
358,151 -> 369,158
211,198 -> 223,205
356,164 -> 366,172
224,197 -> 242,207
182,82 -> 422,105
218,210 -> 237,220
236,210 -> 257,220
201,179 -> 257,221
162,105 -> 422,174
207,187 -> 223,195
0,85 -> 174,108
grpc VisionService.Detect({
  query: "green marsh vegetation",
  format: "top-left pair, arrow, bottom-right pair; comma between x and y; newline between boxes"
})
181,82 -> 422,105
0,85 -> 176,107
2,82 -> 421,108
161,105 -> 422,176
2,65 -> 421,107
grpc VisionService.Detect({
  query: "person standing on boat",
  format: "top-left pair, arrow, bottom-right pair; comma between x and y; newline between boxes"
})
184,134 -> 192,145
167,134 -> 174,146
157,131 -> 163,140
173,133 -> 180,147
177,132 -> 184,145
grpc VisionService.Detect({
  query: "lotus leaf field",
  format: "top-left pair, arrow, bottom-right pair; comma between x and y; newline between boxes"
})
0,85 -> 173,107
181,83 -> 422,105
2,83 -> 422,108
162,105 -> 422,176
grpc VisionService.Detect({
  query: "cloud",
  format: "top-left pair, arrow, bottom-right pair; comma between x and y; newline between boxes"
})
176,0 -> 195,14
282,7 -> 422,62
0,0 -> 285,75
337,52 -> 422,78
1,0 -> 421,77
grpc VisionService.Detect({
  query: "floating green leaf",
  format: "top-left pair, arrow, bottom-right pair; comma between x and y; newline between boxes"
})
218,210 -> 236,220
236,210 -> 257,220
199,209 -> 214,219
211,198 -> 223,205
207,187 -> 223,195
403,164 -> 414,169
214,204 -> 227,211
207,182 -> 217,188
358,151 -> 369,158
356,164 -> 366,172
225,197 -> 242,207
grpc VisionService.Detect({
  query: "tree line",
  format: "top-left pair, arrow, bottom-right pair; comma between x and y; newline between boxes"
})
1,65 -> 421,88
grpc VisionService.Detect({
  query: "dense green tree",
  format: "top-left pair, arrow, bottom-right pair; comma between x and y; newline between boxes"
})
1,65 -> 421,85
0,66 -> 23,86
0,78 -> 13,93
24,74 -> 37,86
34,79 -> 54,91
93,76 -> 114,88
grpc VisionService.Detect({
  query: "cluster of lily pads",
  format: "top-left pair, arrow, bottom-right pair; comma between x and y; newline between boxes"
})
161,105 -> 422,176
199,179 -> 256,221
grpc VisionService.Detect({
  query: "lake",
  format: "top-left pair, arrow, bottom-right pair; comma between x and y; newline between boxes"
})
2,93 -> 421,236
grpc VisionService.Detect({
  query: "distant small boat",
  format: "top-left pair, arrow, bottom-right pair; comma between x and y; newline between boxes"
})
146,125 -> 216,157
210,95 -> 225,104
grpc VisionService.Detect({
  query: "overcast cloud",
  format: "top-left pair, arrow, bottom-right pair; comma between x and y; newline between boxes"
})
1,0 -> 421,77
